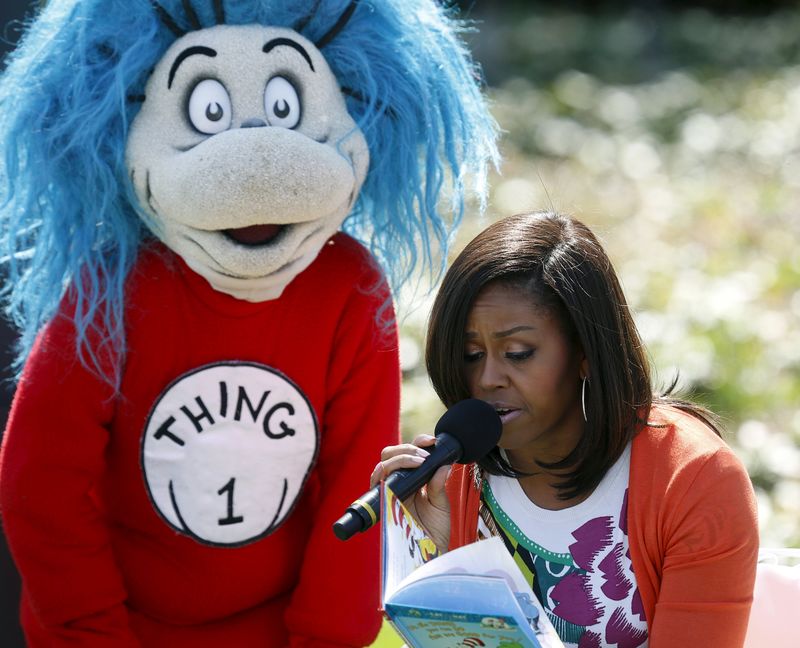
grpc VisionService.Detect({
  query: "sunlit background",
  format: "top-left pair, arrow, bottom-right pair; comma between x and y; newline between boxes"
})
376,0 -> 800,648
1,1 -> 798,646
397,0 -> 800,552
380,2 -> 800,643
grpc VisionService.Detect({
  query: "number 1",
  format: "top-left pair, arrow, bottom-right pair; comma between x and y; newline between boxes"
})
217,477 -> 244,526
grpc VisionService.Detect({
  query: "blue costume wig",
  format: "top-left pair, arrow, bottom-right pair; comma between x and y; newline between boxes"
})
0,0 -> 498,383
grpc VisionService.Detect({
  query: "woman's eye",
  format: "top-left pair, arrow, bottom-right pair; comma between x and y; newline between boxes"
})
264,76 -> 301,129
506,350 -> 534,361
464,351 -> 483,363
187,79 -> 232,135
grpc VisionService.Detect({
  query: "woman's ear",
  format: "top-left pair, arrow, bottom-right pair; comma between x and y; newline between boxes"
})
580,356 -> 590,380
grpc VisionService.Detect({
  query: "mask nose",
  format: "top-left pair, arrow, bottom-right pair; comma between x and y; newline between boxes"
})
241,118 -> 267,129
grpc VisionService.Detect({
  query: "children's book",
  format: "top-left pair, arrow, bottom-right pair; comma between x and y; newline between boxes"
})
380,482 -> 565,648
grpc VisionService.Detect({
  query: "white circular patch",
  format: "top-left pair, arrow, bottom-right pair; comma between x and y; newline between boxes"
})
141,362 -> 318,546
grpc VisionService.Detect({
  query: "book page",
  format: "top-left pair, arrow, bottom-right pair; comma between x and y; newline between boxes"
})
398,535 -> 530,594
380,485 -> 563,648
381,482 -> 441,603
390,536 -> 565,648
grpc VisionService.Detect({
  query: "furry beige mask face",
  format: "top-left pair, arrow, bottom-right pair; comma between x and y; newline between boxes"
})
126,24 -> 369,301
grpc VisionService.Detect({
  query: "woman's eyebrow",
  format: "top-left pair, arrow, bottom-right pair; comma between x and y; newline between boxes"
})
465,325 -> 536,340
493,325 -> 536,338
168,45 -> 218,89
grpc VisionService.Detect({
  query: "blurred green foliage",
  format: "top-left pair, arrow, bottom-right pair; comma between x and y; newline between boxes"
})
397,3 -> 800,556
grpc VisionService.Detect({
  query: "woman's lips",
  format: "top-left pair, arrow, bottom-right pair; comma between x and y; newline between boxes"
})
495,407 -> 522,425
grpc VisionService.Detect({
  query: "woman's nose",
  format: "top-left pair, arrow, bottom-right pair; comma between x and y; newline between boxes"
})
477,355 -> 508,391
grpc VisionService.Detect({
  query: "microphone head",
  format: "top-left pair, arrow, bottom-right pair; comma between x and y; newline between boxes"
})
434,398 -> 502,463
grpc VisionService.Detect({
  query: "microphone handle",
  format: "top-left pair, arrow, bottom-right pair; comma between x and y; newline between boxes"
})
387,436 -> 461,500
332,435 -> 461,541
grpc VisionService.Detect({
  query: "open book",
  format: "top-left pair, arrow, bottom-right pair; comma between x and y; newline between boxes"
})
380,482 -> 565,648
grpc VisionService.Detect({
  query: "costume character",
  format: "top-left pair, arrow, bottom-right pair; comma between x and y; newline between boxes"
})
0,1 -> 498,645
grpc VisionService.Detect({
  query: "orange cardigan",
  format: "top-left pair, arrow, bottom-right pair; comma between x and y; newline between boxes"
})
447,404 -> 759,647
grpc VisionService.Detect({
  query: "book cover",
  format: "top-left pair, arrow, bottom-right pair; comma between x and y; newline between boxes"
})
380,482 -> 564,648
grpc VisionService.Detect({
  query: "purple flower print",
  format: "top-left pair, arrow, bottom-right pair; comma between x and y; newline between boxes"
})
569,516 -> 614,571
578,630 -> 602,648
551,572 -> 603,626
606,607 -> 648,648
599,542 -> 633,601
631,589 -> 646,622
619,489 -> 629,535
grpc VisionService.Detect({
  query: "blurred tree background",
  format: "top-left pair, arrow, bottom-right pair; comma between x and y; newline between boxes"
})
381,0 -> 800,635
2,2 -> 799,647
398,0 -> 800,563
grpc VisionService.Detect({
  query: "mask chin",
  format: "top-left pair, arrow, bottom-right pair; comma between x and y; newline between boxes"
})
163,210 -> 347,302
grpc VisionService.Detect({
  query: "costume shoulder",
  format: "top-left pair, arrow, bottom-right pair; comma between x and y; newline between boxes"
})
311,232 -> 386,284
290,232 -> 392,317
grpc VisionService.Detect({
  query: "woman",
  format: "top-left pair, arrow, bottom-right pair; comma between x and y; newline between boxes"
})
374,211 -> 759,647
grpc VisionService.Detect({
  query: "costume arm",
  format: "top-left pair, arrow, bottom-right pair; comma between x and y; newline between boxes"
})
0,310 -> 141,646
647,446 -> 759,647
284,282 -> 400,647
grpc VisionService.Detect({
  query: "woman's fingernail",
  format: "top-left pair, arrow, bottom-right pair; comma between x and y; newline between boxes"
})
417,448 -> 430,458
410,455 -> 425,464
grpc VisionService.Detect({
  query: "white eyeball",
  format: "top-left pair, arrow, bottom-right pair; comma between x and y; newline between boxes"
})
264,76 -> 301,129
188,79 -> 232,135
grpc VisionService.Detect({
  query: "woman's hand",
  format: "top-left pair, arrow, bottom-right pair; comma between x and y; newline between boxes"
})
369,434 -> 452,553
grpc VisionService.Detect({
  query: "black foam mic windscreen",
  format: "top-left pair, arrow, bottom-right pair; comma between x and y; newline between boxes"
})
333,398 -> 502,541
434,397 -> 502,463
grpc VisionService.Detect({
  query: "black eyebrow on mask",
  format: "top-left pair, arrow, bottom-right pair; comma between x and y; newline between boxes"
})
263,37 -> 315,72
168,45 -> 218,89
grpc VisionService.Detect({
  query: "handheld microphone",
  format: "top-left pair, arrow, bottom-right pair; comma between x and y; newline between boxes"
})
332,398 -> 502,541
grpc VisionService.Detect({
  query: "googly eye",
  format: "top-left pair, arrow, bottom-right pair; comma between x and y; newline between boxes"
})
188,79 -> 232,135
264,76 -> 300,129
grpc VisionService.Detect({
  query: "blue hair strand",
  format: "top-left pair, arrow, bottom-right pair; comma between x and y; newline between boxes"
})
0,0 -> 499,387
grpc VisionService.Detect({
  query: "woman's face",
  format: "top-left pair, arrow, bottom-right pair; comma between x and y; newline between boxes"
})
463,281 -> 586,463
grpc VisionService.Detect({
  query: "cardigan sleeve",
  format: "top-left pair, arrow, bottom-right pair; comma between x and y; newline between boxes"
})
284,275 -> 401,647
646,443 -> 759,647
0,308 -> 142,646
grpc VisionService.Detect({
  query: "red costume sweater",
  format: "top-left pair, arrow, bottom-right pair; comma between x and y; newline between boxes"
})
0,233 -> 399,647
447,405 -> 759,647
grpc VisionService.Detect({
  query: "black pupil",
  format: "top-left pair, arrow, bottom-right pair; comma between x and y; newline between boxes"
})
206,102 -> 223,122
274,99 -> 290,119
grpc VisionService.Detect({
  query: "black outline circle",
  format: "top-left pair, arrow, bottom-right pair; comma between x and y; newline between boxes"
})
140,360 -> 320,548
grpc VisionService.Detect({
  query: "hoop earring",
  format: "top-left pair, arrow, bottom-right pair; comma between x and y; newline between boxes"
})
581,376 -> 588,423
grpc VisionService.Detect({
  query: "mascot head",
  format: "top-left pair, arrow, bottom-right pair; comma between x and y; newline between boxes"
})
126,17 -> 371,302
0,0 -> 498,384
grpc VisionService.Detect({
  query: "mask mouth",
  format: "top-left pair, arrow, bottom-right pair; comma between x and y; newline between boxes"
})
223,224 -> 286,247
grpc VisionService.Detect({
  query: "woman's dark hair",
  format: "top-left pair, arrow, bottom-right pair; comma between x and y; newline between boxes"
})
425,211 -> 722,500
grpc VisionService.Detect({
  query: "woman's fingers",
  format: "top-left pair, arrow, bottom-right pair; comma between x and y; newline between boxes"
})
379,442 -> 431,462
424,464 -> 452,510
369,452 -> 424,487
410,433 -> 436,448
368,435 -> 440,488
368,435 -> 452,551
